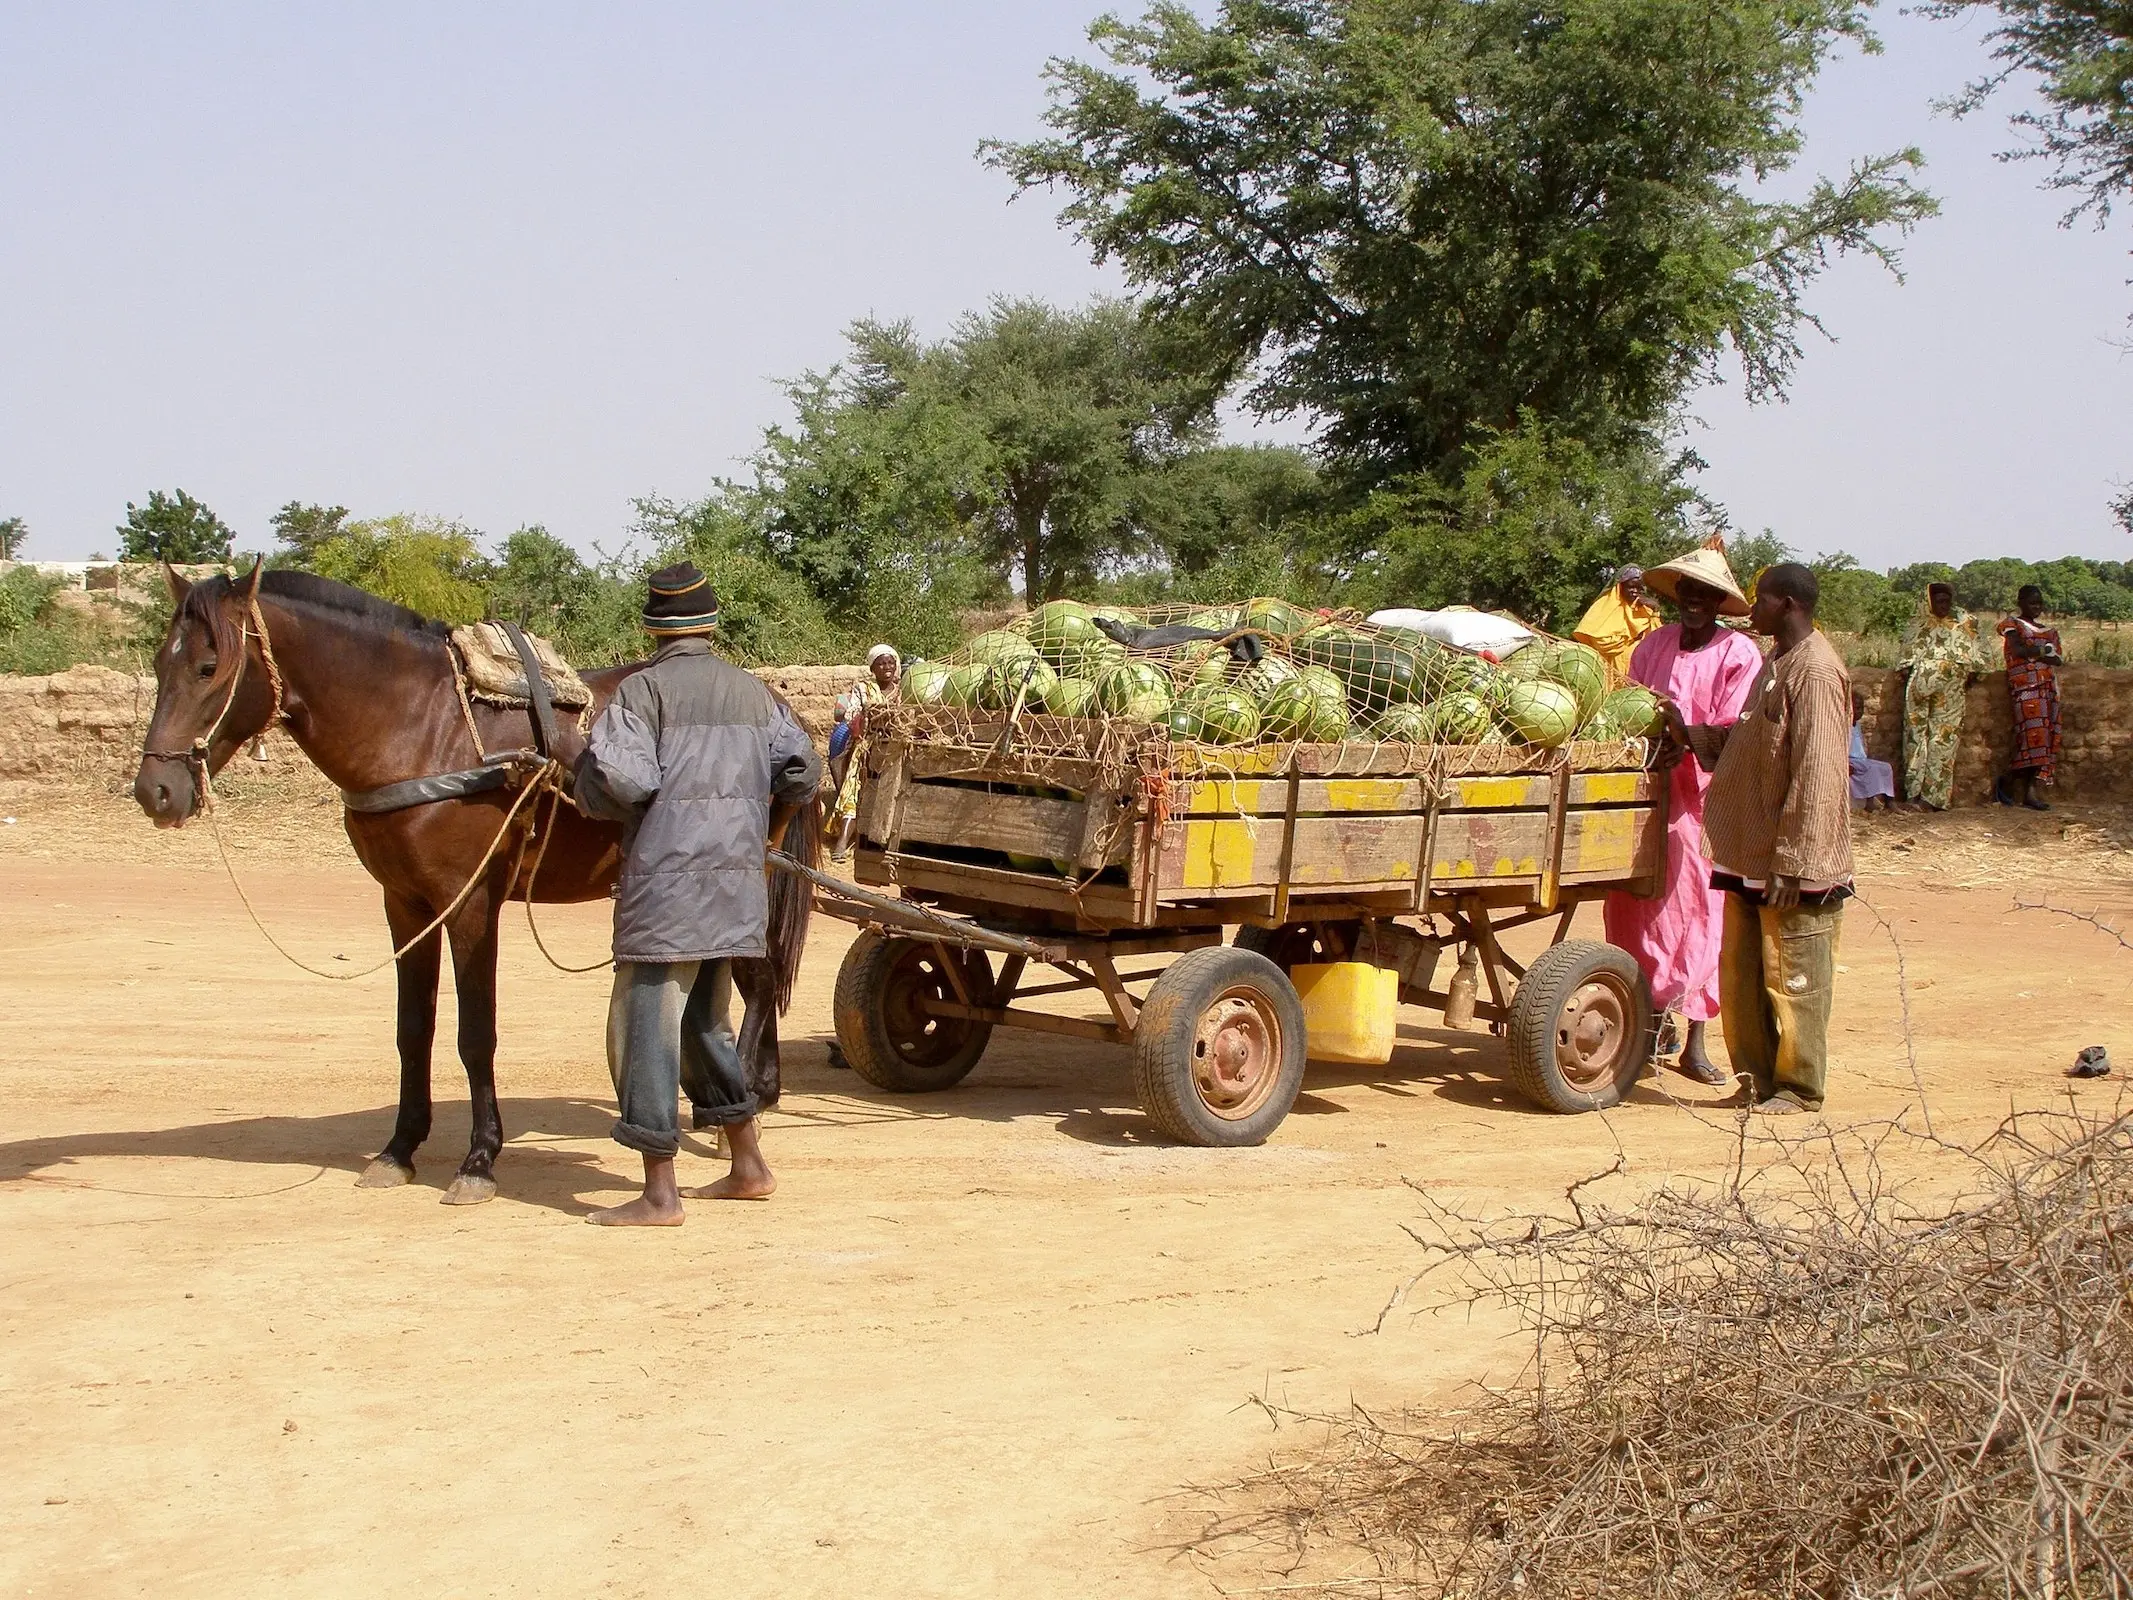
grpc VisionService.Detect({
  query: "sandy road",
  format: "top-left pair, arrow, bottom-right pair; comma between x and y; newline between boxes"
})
2,794 -> 2128,1598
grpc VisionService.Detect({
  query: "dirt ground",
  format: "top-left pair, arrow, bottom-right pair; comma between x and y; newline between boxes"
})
4,784 -> 2130,1599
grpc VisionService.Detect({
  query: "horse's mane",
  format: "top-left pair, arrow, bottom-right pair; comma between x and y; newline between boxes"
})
180,569 -> 453,649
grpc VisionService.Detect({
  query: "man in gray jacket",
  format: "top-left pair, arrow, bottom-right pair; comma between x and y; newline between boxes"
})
573,562 -> 822,1226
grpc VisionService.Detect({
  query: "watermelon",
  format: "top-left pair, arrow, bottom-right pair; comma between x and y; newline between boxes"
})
1045,677 -> 1099,719
1600,684 -> 1663,738
1425,648 -> 1493,699
1425,691 -> 1496,744
1005,851 -> 1050,873
1096,660 -> 1174,722
1184,605 -> 1240,634
966,629 -> 1038,672
902,659 -> 954,705
1501,679 -> 1581,748
1548,641 -> 1609,721
1237,652 -> 1302,705
1295,625 -> 1425,714
940,662 -> 1000,710
1180,686 -> 1259,745
1240,596 -> 1313,637
1184,642 -> 1239,692
1027,600 -> 1099,662
999,655 -> 1059,709
1370,702 -> 1435,743
1261,674 -> 1351,742
1060,635 -> 1127,681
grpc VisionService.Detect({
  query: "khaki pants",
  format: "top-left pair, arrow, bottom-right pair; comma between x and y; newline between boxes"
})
1718,895 -> 1843,1110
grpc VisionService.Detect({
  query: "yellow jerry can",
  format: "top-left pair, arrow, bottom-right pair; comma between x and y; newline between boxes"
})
1290,961 -> 1400,1065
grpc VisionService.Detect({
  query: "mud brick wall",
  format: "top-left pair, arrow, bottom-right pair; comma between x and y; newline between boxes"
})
1851,666 -> 2133,804
0,663 -> 869,794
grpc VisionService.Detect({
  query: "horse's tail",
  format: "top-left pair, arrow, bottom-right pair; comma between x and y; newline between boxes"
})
767,787 -> 821,1015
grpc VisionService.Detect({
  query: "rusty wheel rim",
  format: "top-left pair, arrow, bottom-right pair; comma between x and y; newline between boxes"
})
1555,974 -> 1633,1093
1192,986 -> 1282,1121
882,943 -> 983,1068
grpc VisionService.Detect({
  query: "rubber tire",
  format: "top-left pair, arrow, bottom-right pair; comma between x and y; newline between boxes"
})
833,932 -> 995,1094
1233,921 -> 1363,971
1505,939 -> 1653,1113
1133,945 -> 1308,1148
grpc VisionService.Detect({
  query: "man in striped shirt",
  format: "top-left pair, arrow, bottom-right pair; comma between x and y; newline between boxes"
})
1661,563 -> 1853,1114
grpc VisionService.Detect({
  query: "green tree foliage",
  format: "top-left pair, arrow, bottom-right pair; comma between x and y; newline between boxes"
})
1328,420 -> 1707,627
308,514 -> 490,624
0,515 -> 26,559
1130,444 -> 1327,578
986,0 -> 1937,493
1925,0 -> 2133,219
118,489 -> 235,564
634,497 -> 852,667
270,502 -> 352,564
486,525 -> 646,666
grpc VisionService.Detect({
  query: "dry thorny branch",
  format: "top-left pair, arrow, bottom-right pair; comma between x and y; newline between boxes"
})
1191,1104 -> 2133,1599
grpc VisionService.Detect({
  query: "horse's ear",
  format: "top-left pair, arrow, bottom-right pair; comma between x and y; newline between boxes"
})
162,562 -> 192,604
235,556 -> 266,603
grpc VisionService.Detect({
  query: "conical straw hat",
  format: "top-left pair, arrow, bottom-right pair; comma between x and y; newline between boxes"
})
1643,548 -> 1751,617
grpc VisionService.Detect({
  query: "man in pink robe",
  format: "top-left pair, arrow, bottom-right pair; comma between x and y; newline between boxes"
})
1604,551 -> 1762,1087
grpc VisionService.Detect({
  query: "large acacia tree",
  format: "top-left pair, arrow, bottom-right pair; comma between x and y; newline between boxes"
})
986,0 -> 1939,492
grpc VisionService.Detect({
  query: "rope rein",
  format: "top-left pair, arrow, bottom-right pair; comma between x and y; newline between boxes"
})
168,583 -> 606,982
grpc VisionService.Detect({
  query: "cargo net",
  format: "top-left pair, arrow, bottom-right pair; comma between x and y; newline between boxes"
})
870,598 -> 1657,789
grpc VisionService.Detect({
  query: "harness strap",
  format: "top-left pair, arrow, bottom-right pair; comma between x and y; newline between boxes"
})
500,621 -> 559,759
339,751 -> 543,814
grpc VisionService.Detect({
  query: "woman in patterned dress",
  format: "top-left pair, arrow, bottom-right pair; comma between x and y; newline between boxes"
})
1995,584 -> 2062,812
1899,583 -> 1995,810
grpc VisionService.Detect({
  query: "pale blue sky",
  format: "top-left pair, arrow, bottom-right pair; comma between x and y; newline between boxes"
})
2,2 -> 2126,571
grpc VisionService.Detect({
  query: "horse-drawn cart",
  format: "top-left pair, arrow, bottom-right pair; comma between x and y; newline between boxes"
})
811,713 -> 1671,1146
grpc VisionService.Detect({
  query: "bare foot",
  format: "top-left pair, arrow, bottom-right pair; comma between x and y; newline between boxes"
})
682,1170 -> 776,1202
585,1195 -> 685,1226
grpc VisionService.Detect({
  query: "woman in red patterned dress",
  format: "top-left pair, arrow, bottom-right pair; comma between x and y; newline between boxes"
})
1995,584 -> 2062,812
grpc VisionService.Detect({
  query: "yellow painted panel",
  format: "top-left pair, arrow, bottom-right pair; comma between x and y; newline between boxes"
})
1450,775 -> 1548,809
1567,809 -> 1637,874
1321,778 -> 1414,812
1575,771 -> 1643,804
1178,817 -> 1261,888
1185,779 -> 1271,816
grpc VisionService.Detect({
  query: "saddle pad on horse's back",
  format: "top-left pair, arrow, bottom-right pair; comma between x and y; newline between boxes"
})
449,622 -> 594,711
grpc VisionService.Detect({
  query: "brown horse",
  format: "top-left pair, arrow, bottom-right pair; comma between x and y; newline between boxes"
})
133,564 -> 819,1204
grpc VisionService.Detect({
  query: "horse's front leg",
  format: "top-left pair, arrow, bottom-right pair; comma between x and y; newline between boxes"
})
358,890 -> 442,1188
440,891 -> 505,1205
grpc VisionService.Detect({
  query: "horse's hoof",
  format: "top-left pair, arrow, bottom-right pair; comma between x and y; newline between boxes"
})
355,1157 -> 415,1189
441,1174 -> 497,1206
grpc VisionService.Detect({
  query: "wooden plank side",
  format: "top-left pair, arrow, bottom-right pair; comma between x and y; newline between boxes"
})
1445,774 -> 1551,810
1566,770 -> 1655,806
1431,810 -> 1549,881
897,785 -> 1089,861
1156,814 -> 1425,891
1559,805 -> 1666,883
1178,776 -> 1427,817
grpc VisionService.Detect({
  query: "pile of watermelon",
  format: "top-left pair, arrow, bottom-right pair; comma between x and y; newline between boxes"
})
899,598 -> 1664,753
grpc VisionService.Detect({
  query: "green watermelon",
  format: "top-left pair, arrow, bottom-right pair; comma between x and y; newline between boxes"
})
1498,641 -> 1555,682
1184,605 -> 1240,634
902,659 -> 954,705
1426,691 -> 1496,744
1185,686 -> 1260,745
1580,713 -> 1623,742
1060,635 -> 1127,681
1096,660 -> 1174,722
1547,641 -> 1609,721
1240,596 -> 1313,637
1045,677 -> 1099,719
1261,675 -> 1351,742
1026,600 -> 1099,662
1295,626 -> 1424,714
1005,851 -> 1050,873
1000,655 -> 1059,709
966,629 -> 1038,672
941,662 -> 1000,710
1237,652 -> 1302,705
1186,642 -> 1240,692
1600,684 -> 1663,737
1501,679 -> 1581,748
1370,702 -> 1435,743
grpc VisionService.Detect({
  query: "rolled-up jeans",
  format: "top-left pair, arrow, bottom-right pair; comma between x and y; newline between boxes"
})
607,959 -> 756,1157
1718,896 -> 1843,1111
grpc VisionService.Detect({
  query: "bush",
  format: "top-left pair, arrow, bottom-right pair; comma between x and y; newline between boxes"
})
308,515 -> 490,624
634,496 -> 853,666
486,526 -> 645,667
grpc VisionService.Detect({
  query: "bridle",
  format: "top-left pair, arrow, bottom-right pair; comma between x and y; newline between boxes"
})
143,581 -> 288,815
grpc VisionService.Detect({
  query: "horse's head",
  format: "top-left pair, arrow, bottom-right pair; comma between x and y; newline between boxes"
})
134,561 -> 281,827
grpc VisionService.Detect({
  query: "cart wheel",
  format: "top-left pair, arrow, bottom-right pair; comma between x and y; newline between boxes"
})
1133,946 -> 1307,1147
1505,940 -> 1652,1113
833,932 -> 995,1093
1234,921 -> 1361,970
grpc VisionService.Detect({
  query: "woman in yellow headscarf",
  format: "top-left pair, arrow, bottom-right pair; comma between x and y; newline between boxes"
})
1899,582 -> 1995,810
1572,565 -> 1663,684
